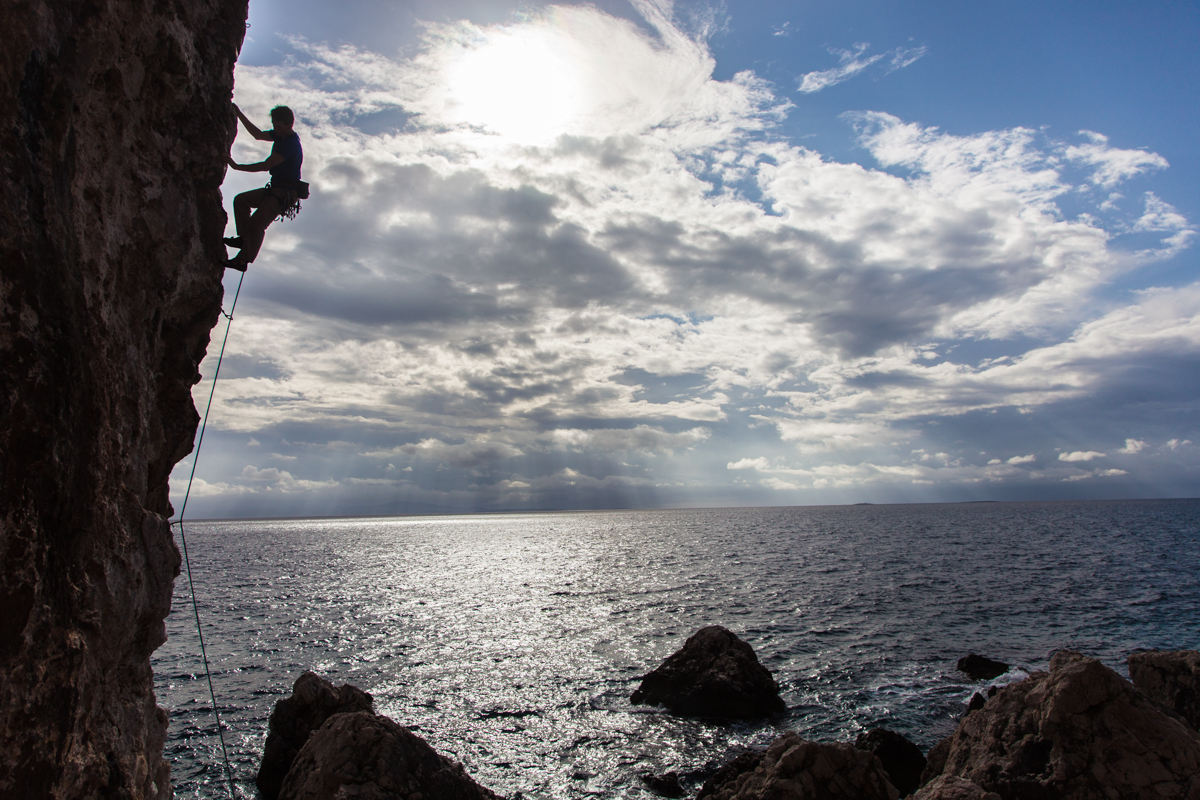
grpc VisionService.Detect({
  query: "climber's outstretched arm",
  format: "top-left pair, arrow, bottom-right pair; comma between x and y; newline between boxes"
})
233,103 -> 272,141
227,153 -> 285,173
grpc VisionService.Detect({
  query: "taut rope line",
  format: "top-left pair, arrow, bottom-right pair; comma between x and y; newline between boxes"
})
171,270 -> 245,798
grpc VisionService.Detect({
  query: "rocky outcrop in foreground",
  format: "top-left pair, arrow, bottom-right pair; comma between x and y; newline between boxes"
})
258,672 -> 376,800
925,650 -> 1200,799
280,711 -> 501,800
632,625 -> 785,718
696,732 -> 899,800
1,0 -> 246,797
1129,649 -> 1200,730
694,649 -> 1200,800
261,672 -> 497,800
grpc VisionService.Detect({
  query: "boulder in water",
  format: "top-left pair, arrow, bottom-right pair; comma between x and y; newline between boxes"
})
641,770 -> 686,797
855,728 -> 927,797
278,711 -> 500,800
257,672 -> 374,800
631,625 -> 785,718
696,732 -> 899,799
931,650 -> 1200,798
1128,649 -> 1200,730
956,654 -> 1009,681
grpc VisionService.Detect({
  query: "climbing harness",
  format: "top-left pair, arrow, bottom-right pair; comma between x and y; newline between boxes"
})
269,179 -> 309,222
170,270 -> 245,799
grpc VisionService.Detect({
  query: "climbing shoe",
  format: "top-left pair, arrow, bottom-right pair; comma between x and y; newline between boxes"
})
223,236 -> 243,247
225,257 -> 248,272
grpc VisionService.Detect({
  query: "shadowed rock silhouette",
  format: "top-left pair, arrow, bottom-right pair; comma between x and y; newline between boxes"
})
632,625 -> 785,719
257,672 -> 374,800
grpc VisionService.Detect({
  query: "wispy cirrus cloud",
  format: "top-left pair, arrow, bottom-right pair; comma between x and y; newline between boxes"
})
1065,131 -> 1169,189
798,42 -> 928,93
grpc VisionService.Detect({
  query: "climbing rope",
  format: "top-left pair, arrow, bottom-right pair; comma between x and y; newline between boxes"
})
171,269 -> 245,799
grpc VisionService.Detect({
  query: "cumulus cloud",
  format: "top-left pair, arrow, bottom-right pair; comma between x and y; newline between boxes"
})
179,2 -> 1197,514
728,457 -> 771,470
1059,451 -> 1106,462
1118,438 -> 1145,454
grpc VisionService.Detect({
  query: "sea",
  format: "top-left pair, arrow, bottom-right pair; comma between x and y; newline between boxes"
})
152,499 -> 1200,799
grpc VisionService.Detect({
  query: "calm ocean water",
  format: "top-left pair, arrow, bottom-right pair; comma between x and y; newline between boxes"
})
153,500 -> 1200,798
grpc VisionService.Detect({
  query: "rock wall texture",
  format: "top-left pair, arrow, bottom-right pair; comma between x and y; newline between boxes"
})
0,0 -> 247,797
911,776 -> 1000,800
1129,649 -> 1200,730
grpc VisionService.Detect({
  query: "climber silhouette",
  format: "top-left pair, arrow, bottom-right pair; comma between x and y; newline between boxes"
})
224,104 -> 307,271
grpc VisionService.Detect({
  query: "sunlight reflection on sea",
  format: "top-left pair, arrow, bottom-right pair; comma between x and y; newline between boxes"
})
154,500 -> 1200,798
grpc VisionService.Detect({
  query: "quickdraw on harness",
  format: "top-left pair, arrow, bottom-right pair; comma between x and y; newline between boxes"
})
270,179 -> 310,222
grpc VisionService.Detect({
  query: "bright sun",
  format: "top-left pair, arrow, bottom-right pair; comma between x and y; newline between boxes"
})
446,28 -> 587,145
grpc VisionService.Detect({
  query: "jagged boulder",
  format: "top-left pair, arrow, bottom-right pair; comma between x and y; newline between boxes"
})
929,650 -> 1200,799
631,626 -> 785,718
278,711 -> 500,800
696,752 -> 766,799
855,728 -> 926,797
919,737 -> 952,787
1129,649 -> 1200,730
911,775 -> 999,800
956,655 -> 1009,681
258,672 -> 375,800
696,732 -> 899,799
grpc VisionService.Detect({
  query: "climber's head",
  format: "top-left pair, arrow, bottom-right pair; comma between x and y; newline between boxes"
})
270,105 -> 295,132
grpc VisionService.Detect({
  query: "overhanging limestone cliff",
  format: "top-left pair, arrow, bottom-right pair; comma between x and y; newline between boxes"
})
0,0 -> 248,796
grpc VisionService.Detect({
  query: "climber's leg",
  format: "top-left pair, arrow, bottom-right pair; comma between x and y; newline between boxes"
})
227,187 -> 281,269
239,195 -> 281,263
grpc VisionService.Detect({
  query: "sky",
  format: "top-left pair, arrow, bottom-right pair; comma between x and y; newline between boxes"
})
172,0 -> 1200,518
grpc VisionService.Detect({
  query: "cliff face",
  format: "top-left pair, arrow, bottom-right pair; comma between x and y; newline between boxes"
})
0,0 -> 247,796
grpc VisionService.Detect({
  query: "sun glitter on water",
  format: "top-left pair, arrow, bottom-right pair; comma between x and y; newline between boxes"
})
445,25 -> 587,145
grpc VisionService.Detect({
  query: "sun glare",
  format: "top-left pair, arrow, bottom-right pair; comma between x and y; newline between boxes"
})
446,27 -> 587,145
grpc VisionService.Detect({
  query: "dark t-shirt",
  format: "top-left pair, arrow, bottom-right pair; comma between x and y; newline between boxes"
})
268,130 -> 303,182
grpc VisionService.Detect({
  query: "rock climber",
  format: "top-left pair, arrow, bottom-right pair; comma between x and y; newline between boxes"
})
223,103 -> 306,271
